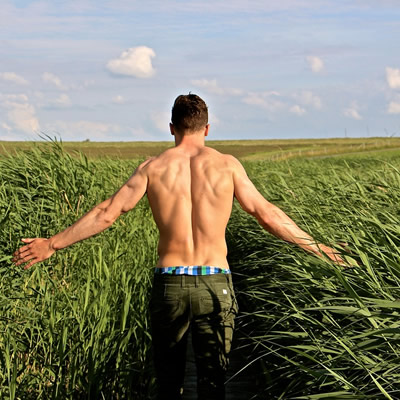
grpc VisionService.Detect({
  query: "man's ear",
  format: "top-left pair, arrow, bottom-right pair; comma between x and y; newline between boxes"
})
205,124 -> 210,137
170,123 -> 175,136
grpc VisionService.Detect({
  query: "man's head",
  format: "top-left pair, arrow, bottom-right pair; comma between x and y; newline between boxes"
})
171,94 -> 208,135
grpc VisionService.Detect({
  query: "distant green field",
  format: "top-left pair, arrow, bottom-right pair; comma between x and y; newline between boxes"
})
2,137 -> 400,160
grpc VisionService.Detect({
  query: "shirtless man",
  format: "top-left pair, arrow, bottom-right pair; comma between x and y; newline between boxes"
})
13,94 -> 344,400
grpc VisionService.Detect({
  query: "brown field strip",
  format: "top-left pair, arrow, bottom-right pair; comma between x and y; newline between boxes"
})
1,137 -> 400,160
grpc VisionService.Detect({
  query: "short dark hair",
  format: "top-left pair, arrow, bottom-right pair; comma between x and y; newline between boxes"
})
171,94 -> 208,134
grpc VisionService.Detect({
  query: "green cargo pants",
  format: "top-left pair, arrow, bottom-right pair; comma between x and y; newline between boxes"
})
150,273 -> 238,400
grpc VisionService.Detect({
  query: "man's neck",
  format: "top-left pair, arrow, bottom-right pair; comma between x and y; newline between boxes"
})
174,132 -> 206,150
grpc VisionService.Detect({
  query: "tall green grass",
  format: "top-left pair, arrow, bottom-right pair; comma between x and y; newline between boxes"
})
1,142 -> 400,398
1,142 -> 158,399
227,156 -> 400,399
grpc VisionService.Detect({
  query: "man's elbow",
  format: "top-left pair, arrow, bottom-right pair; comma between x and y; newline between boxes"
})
244,207 -> 268,229
97,206 -> 119,226
240,199 -> 280,231
254,207 -> 281,232
256,213 -> 271,231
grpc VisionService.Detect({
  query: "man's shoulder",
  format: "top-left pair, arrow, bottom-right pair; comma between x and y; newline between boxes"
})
136,148 -> 177,175
137,156 -> 157,170
212,150 -> 242,169
203,146 -> 239,163
139,146 -> 176,165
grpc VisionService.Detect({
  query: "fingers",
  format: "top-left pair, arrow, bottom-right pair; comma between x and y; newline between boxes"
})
21,238 -> 35,243
13,239 -> 37,266
318,244 -> 349,266
14,245 -> 30,257
322,248 -> 349,268
24,259 -> 38,270
13,246 -> 31,263
14,252 -> 36,266
328,243 -> 360,268
13,239 -> 35,257
331,254 -> 356,269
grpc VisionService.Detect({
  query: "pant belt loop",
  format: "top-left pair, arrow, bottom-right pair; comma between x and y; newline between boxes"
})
181,274 -> 185,288
195,275 -> 199,288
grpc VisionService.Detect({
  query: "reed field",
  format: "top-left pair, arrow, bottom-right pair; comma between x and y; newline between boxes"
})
1,140 -> 400,399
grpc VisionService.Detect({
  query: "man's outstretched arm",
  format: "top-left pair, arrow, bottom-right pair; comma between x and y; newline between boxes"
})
231,157 -> 345,265
13,161 -> 150,269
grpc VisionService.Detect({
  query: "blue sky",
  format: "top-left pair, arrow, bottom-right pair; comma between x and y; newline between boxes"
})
1,0 -> 399,141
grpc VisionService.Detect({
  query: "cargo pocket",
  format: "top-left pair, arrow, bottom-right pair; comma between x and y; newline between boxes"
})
199,284 -> 233,317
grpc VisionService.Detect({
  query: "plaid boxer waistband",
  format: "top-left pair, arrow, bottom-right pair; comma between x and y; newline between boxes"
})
154,266 -> 231,275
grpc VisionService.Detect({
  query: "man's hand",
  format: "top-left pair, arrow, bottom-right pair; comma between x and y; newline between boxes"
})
13,238 -> 55,269
317,244 -> 347,267
318,243 -> 360,269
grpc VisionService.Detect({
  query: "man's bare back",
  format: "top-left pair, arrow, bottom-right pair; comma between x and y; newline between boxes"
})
144,146 -> 234,269
12,139 -> 345,269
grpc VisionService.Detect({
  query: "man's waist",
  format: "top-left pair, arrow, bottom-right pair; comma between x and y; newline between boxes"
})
154,266 -> 231,275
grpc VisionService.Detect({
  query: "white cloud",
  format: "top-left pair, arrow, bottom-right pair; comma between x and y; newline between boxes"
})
57,94 -> 71,106
290,105 -> 306,116
344,103 -> 362,120
42,72 -> 68,90
0,72 -> 29,85
242,91 -> 285,113
2,100 -> 40,133
152,112 -> 170,132
1,94 -> 39,134
112,95 -> 126,104
0,93 -> 29,102
1,122 -> 12,132
34,91 -> 45,100
46,120 -> 121,140
0,134 -> 20,141
306,56 -> 324,73
123,126 -> 164,141
106,46 -> 156,78
386,67 -> 400,89
191,79 -> 242,96
295,91 -> 322,109
388,101 -> 400,114
34,93 -> 71,109
83,80 -> 95,88
209,112 -> 220,126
